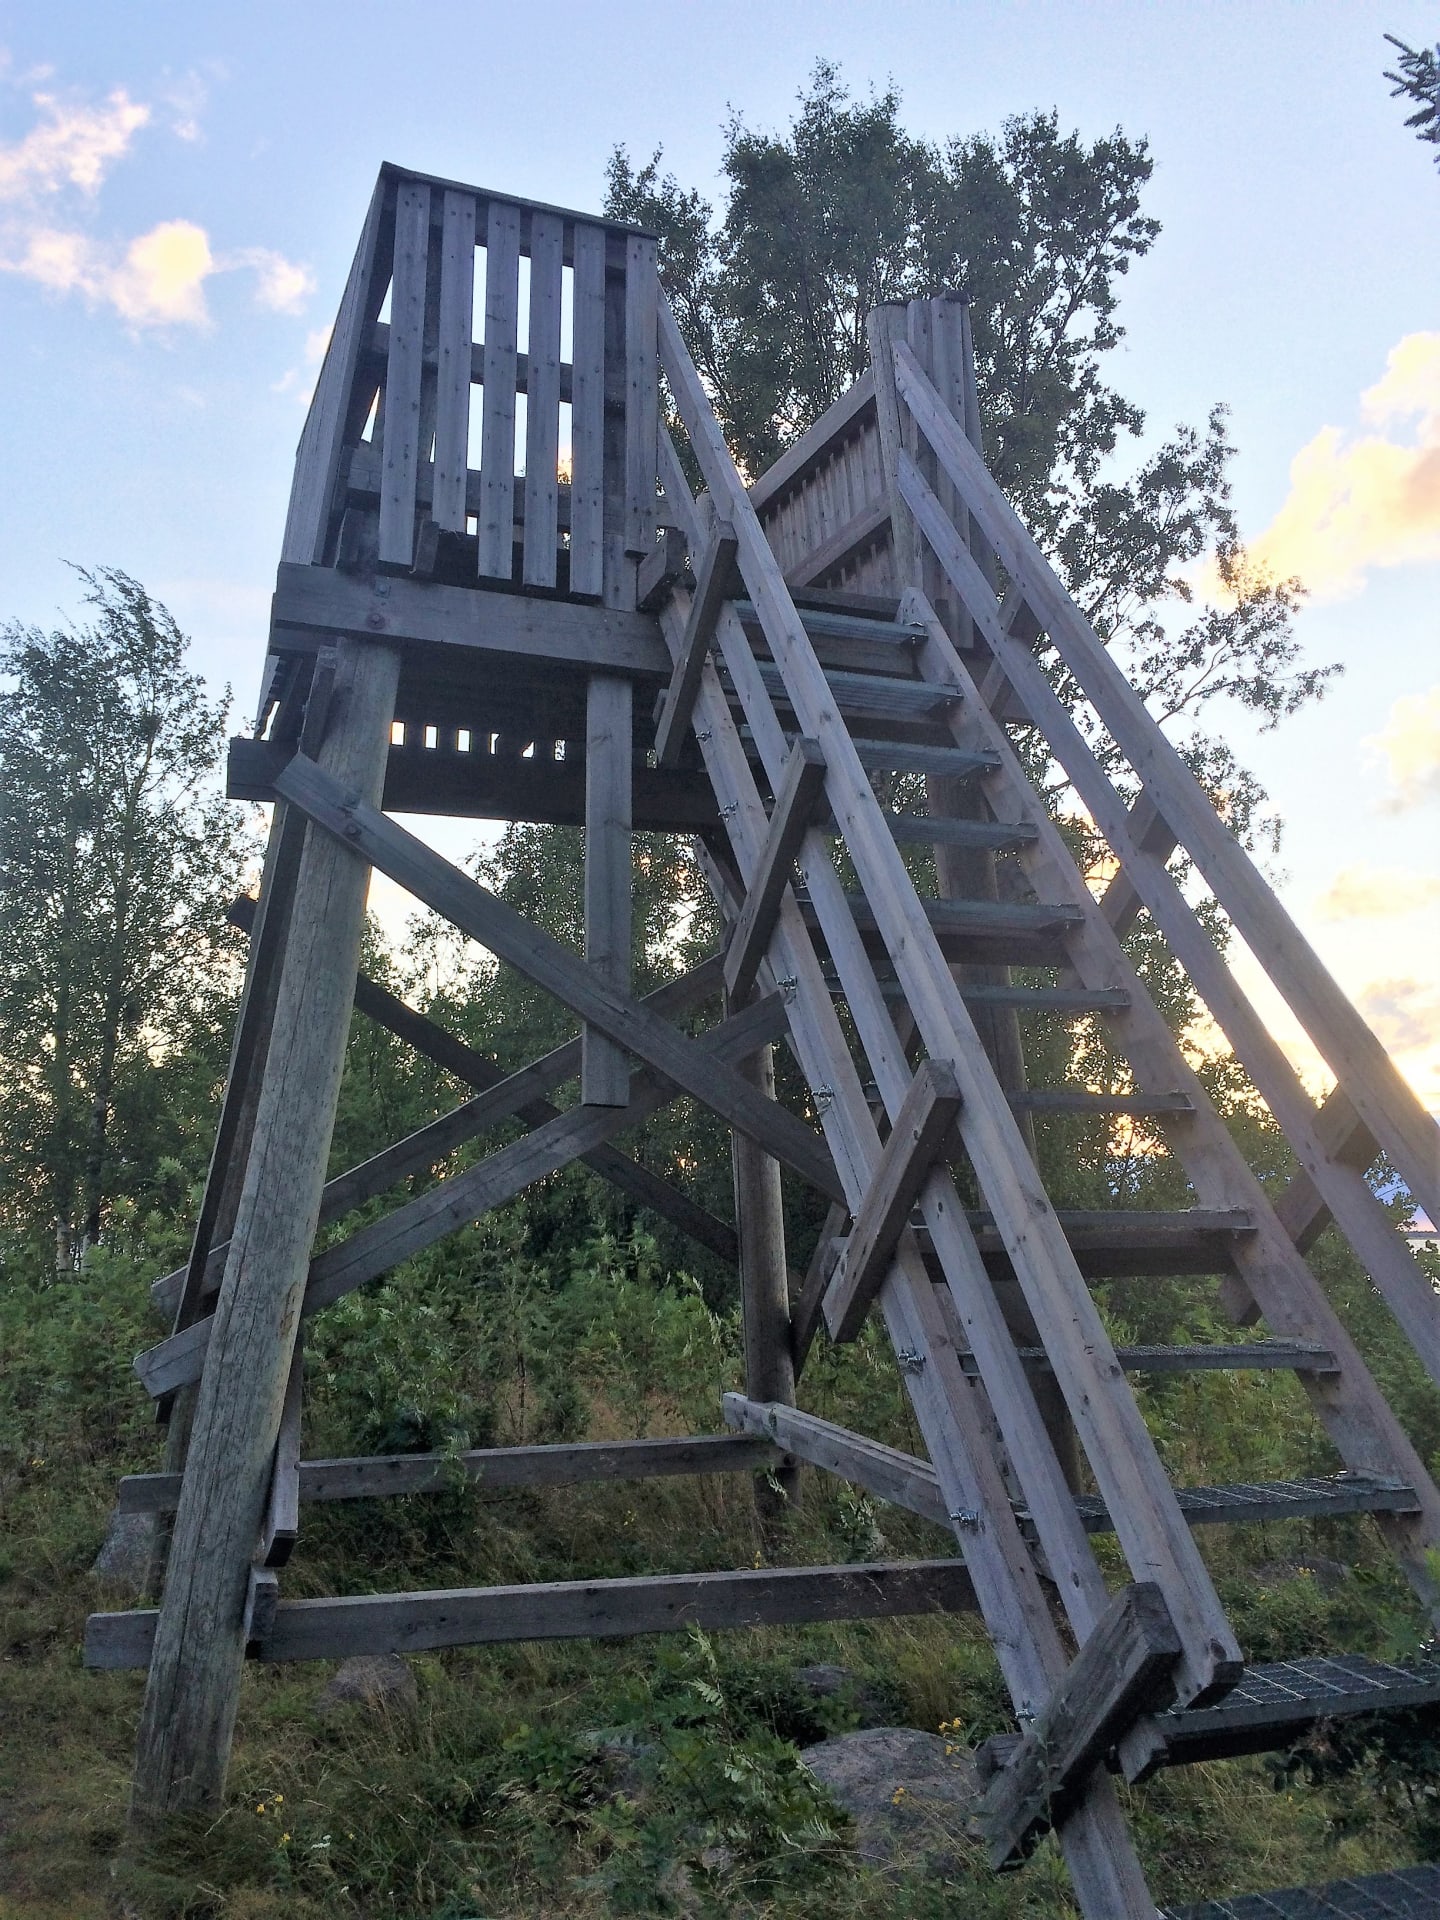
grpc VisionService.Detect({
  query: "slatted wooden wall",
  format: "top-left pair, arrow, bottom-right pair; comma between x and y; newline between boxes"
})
748,372 -> 897,598
285,167 -> 658,608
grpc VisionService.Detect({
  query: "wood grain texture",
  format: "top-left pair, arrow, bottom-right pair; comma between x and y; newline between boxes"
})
378,183 -> 430,567
522,210 -> 563,585
568,223 -> 607,596
723,736 -> 827,1004
477,200 -> 521,579
431,189 -> 476,534
582,673 -> 633,1105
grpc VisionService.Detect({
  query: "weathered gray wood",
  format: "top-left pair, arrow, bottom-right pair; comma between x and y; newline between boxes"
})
733,1045 -> 800,1518
790,1202 -> 848,1375
88,1558 -> 979,1671
273,753 -> 839,1198
242,1567 -> 279,1653
661,292 -> 1241,1717
978,1583 -> 1181,1866
130,636 -> 401,1826
522,210 -> 563,586
624,233 -> 659,556
582,673 -> 633,1105
725,1394 -> 950,1527
654,520 -> 739,769
724,737 -> 827,1004
120,1431 -> 782,1513
477,200 -> 521,579
748,370 -> 876,517
892,336 -> 1440,1230
431,188 -> 475,534
569,222 -> 607,596
378,183 -> 430,568
824,1061 -> 963,1341
637,524 -> 690,610
136,993 -> 789,1398
260,1350 -> 302,1569
271,562 -> 669,675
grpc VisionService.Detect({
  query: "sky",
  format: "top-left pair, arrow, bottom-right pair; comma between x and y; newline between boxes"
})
0,0 -> 1436,1115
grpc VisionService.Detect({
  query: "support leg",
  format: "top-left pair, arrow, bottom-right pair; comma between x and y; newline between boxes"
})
732,1043 -> 799,1536
129,636 -> 400,1825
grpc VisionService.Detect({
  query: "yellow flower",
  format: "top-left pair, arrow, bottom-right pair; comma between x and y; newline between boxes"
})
280,1832 -> 291,1844
256,1803 -> 266,1814
274,1793 -> 284,1803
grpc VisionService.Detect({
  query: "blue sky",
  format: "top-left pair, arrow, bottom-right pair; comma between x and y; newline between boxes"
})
1,0 -> 1436,1110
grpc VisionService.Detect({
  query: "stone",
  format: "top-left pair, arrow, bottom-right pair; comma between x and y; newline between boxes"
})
91,1509 -> 158,1598
1253,1555 -> 1350,1590
576,1728 -> 656,1796
315,1653 -> 418,1716
799,1726 -> 980,1868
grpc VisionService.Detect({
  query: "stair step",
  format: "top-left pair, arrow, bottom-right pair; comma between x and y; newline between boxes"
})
739,727 -> 998,780
824,974 -> 1131,1015
749,659 -> 961,725
733,597 -> 925,649
1165,1863 -> 1440,1919
995,1340 -> 1340,1376
885,810 -> 1039,850
1009,1088 -> 1194,1115
807,894 -> 1082,967
1070,1474 -> 1419,1537
1160,1651 -> 1440,1767
959,1206 -> 1256,1278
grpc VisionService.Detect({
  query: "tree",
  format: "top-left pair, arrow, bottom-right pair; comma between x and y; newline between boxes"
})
607,65 -> 1337,849
0,570 -> 255,1262
1385,32 -> 1440,169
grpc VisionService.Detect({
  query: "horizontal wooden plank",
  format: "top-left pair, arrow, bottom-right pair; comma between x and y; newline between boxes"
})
118,1432 -> 781,1513
270,564 -> 670,676
368,321 -> 575,402
85,1556 -> 977,1669
748,370 -> 877,515
788,499 -> 892,590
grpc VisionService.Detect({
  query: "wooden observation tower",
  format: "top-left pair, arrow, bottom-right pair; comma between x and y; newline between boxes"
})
87,165 -> 1440,1916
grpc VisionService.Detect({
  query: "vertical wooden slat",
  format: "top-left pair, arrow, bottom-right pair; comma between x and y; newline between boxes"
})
378,181 -> 430,569
581,674 -> 632,1106
432,190 -> 476,534
623,234 -> 659,557
569,223 -> 606,597
478,200 -> 521,580
523,211 -> 564,587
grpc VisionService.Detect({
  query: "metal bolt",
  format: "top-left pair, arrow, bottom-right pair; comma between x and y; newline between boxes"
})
813,1083 -> 834,1114
949,1508 -> 981,1532
696,729 -> 712,743
775,973 -> 798,999
719,801 -> 739,820
895,1348 -> 926,1374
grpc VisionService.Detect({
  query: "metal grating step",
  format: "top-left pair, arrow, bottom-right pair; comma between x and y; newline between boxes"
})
962,1206 -> 1257,1280
739,726 -> 999,780
1072,1475 -> 1419,1538
1161,1651 -> 1440,1767
1164,1863 -> 1440,1918
749,658 -> 961,724
885,809 -> 1040,850
733,596 -> 926,649
979,1340 -> 1339,1377
1009,1088 -> 1194,1115
821,970 -> 1130,1014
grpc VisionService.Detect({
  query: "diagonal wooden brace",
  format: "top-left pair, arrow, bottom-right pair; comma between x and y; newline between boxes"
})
724,736 -> 828,1005
975,1581 -> 1180,1868
274,753 -> 842,1201
260,1348 -> 303,1569
823,1060 -> 962,1343
654,518 -> 739,768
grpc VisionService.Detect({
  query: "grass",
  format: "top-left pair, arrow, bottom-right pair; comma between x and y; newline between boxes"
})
4,1227 -> 1439,1917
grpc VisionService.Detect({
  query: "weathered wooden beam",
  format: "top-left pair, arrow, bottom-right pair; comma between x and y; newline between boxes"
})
119,1431 -> 782,1513
824,1062 -> 963,1342
637,525 -> 690,610
654,519 -> 740,768
582,674 -> 633,1105
724,1395 -> 951,1528
1271,1084 -> 1378,1256
976,1582 -> 1180,1866
242,1567 -> 280,1654
270,563 -> 670,676
87,1557 -> 979,1670
789,1202 -> 847,1376
260,1352 -> 302,1569
135,992 -> 791,1399
273,754 -> 841,1200
1097,792 -> 1177,942
723,736 -> 828,1006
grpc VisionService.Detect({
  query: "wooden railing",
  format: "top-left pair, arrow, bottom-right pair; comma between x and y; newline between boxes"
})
281,165 -> 659,606
748,371 -> 895,596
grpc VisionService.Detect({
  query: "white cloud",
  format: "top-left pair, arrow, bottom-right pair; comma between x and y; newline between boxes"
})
1368,685 -> 1440,811
0,77 -> 311,330
0,86 -> 149,200
1315,866 -> 1440,920
1215,333 -> 1440,604
1358,978 -> 1440,1063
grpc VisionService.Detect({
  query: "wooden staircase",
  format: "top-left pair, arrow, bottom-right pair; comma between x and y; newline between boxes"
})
86,167 -> 1440,1917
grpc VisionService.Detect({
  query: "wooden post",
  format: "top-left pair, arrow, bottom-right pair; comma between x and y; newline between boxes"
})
129,635 -> 400,1825
582,673 -> 633,1106
732,1044 -> 800,1528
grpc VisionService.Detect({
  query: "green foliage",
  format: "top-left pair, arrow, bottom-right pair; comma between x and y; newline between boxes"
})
1385,33 -> 1440,168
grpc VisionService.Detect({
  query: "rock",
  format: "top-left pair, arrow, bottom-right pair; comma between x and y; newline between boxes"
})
793,1662 -> 892,1728
576,1728 -> 656,1796
91,1509 -> 157,1597
1254,1555 -> 1350,1590
799,1726 -> 980,1868
316,1653 -> 418,1716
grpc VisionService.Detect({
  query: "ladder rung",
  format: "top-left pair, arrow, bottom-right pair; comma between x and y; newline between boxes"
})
1008,1089 -> 1194,1115
1070,1474 -> 1419,1536
885,811 -> 1039,849
994,1341 -> 1340,1376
